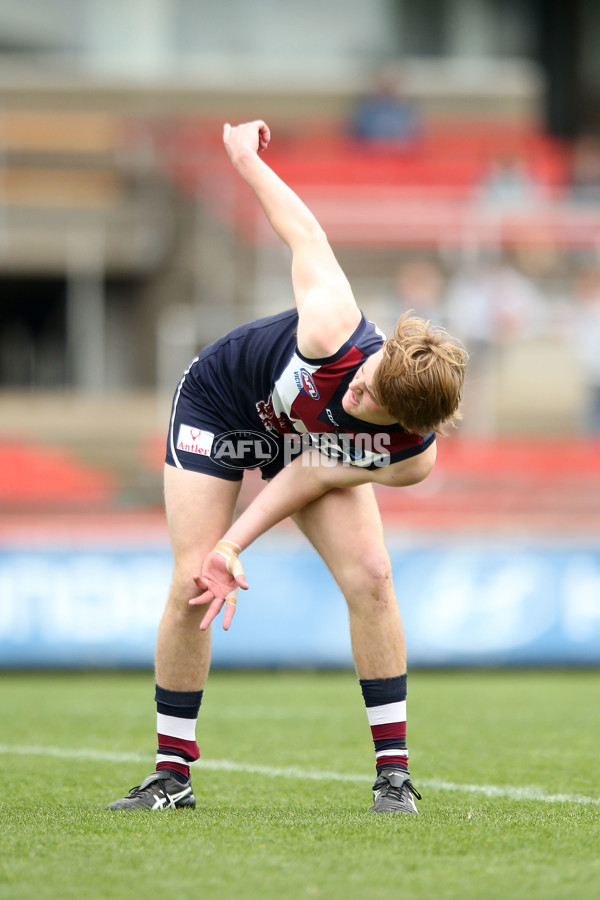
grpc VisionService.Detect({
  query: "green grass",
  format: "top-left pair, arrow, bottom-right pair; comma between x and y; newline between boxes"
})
1,670 -> 599,900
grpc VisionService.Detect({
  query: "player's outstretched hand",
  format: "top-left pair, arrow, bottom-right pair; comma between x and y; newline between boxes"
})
189,540 -> 249,631
223,120 -> 271,161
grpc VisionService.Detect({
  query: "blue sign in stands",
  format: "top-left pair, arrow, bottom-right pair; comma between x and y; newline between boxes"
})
1,535 -> 599,667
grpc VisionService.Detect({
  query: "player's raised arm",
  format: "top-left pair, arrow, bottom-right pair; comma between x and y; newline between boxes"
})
223,120 -> 361,358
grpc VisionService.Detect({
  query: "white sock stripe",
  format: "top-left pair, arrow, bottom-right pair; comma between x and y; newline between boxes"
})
366,700 -> 407,727
156,752 -> 191,767
376,748 -> 409,759
156,712 -> 197,741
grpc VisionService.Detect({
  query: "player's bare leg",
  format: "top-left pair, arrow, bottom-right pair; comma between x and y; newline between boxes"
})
293,483 -> 421,814
107,466 -> 241,810
293,482 -> 404,678
156,465 -> 242,690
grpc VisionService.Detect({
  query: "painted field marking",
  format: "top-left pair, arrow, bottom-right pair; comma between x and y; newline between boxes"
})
2,744 -> 599,807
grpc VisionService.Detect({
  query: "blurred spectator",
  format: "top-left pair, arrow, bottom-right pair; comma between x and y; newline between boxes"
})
569,136 -> 600,205
392,257 -> 445,322
570,268 -> 600,432
444,257 -> 547,358
443,257 -> 548,435
473,153 -> 545,209
350,70 -> 421,145
364,257 -> 445,339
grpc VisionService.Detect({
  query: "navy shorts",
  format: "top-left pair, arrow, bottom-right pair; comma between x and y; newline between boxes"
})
165,364 -> 286,481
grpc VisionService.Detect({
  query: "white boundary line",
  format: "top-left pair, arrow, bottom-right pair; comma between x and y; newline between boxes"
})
2,744 -> 599,807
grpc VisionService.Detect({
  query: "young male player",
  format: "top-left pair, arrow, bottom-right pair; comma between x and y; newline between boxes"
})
107,120 -> 467,814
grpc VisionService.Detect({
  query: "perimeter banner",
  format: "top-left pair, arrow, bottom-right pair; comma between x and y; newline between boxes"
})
0,539 -> 599,667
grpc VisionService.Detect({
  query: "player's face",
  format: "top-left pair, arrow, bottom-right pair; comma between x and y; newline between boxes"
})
342,350 -> 397,425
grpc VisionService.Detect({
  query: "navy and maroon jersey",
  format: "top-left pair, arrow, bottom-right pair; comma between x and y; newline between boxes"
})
166,308 -> 435,480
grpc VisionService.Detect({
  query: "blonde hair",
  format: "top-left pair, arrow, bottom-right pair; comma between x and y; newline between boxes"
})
372,312 -> 468,434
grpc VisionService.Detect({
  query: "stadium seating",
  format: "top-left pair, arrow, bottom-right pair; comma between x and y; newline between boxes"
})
0,111 -> 129,209
0,440 -> 116,508
0,109 -> 171,275
374,437 -> 600,533
164,116 -> 597,249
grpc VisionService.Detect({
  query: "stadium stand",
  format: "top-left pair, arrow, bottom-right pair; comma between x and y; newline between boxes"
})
0,109 -> 173,275
163,116 -> 600,250
373,436 -> 600,534
0,439 -> 116,509
0,111 -> 128,209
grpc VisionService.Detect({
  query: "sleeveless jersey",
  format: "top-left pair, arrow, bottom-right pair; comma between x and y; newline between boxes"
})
179,309 -> 435,472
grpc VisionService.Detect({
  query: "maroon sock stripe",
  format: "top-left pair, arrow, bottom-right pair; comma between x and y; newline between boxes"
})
155,708 -> 200,780
157,734 -> 200,761
371,722 -> 407,741
156,759 -> 190,778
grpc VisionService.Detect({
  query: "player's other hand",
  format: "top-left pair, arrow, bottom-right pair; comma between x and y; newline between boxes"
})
223,120 -> 271,162
189,541 -> 249,631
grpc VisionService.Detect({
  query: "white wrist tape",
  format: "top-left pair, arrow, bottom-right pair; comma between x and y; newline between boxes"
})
214,540 -> 244,579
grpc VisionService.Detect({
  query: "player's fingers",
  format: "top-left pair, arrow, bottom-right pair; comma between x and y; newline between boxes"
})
258,123 -> 271,151
200,597 -> 224,631
229,557 -> 249,590
192,573 -> 212,591
235,571 -> 249,591
188,588 -> 214,606
222,590 -> 238,631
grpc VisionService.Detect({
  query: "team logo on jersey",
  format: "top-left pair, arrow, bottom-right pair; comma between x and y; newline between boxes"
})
256,396 -> 295,435
294,368 -> 320,400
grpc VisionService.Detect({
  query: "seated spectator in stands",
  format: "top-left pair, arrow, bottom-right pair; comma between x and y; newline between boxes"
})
473,153 -> 545,209
569,136 -> 600,205
350,70 -> 421,145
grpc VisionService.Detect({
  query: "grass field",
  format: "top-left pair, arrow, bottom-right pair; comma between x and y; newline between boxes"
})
2,669 -> 599,900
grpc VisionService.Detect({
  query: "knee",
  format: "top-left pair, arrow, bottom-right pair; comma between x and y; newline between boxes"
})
341,547 -> 394,610
165,560 -> 205,619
